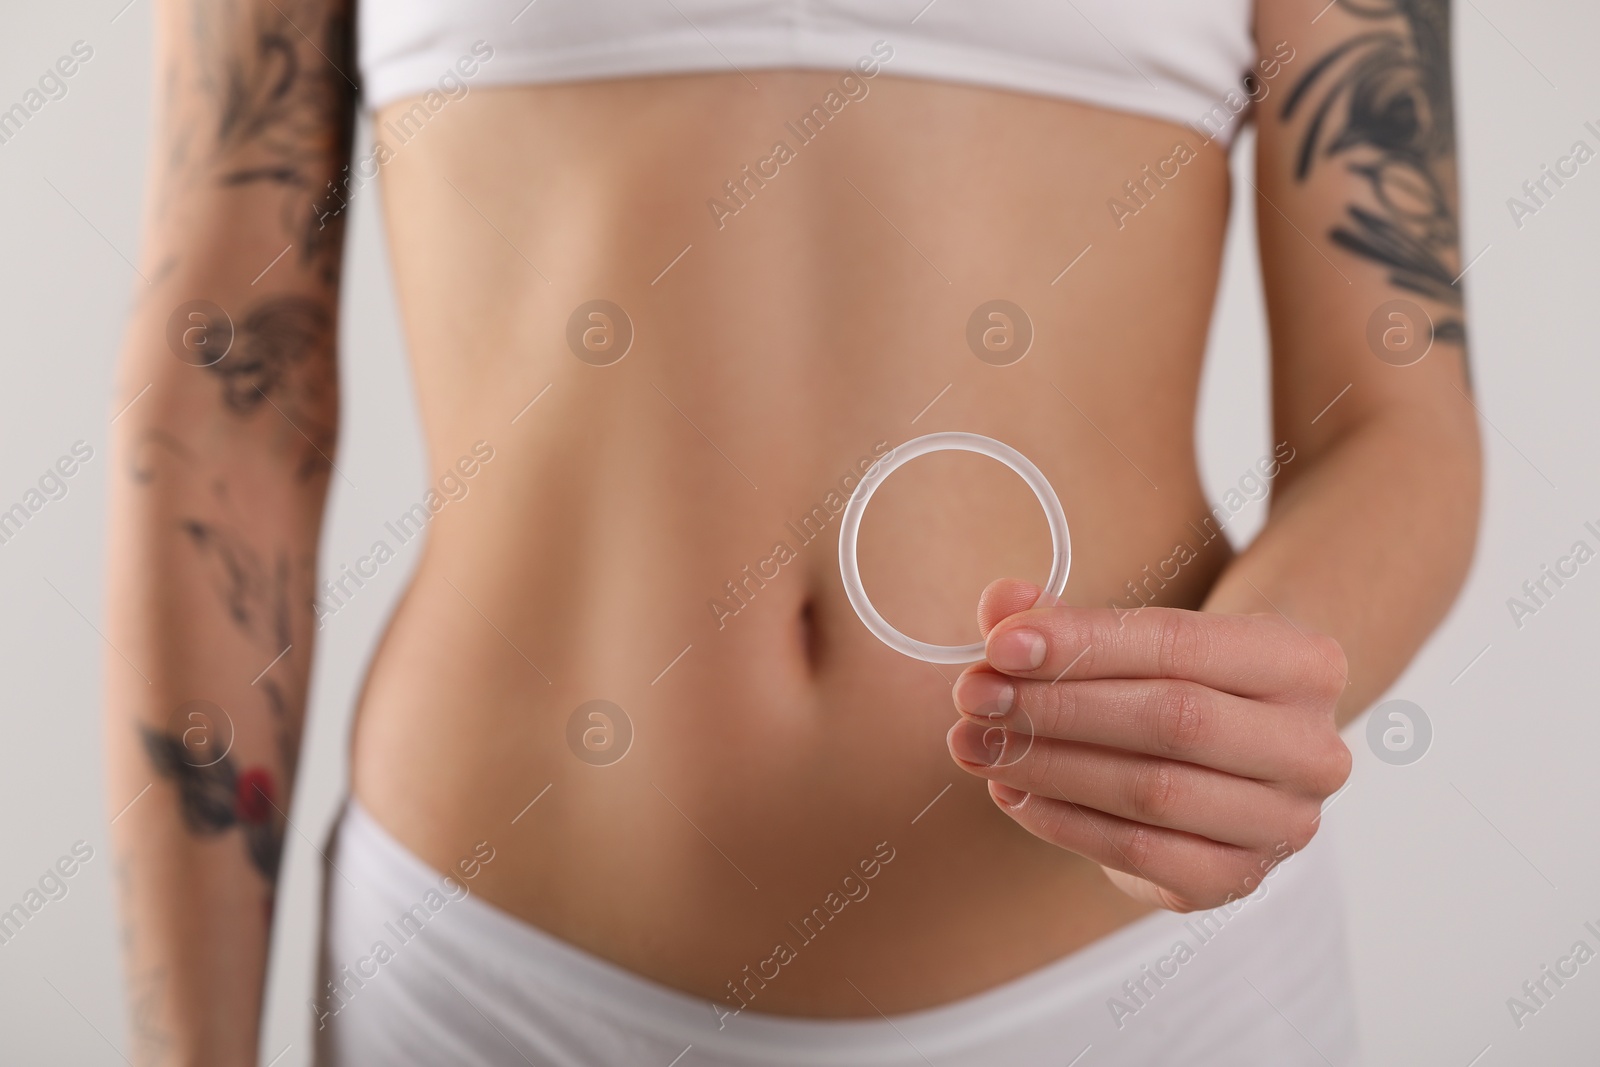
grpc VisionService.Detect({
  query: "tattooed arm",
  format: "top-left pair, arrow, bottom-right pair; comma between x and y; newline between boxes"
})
1197,0 -> 1480,724
106,1 -> 354,1063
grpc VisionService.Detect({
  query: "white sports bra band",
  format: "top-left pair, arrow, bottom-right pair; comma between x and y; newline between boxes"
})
357,1 -> 1262,145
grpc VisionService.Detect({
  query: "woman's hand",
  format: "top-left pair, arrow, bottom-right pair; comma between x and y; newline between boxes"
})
947,579 -> 1352,912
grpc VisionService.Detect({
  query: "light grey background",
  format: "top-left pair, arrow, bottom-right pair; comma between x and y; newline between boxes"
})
1,1 -> 1595,1063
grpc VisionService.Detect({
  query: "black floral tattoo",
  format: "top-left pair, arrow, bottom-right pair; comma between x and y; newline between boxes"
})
204,295 -> 334,403
179,518 -> 293,651
1283,0 -> 1465,344
176,509 -> 309,758
140,726 -> 285,882
259,677 -> 300,788
201,295 -> 339,480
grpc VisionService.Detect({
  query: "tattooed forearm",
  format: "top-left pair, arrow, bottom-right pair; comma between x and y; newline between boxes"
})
129,517 -> 311,898
140,725 -> 285,883
260,676 -> 300,783
175,512 -> 311,783
179,518 -> 293,652
1283,0 -> 1465,342
184,521 -> 320,723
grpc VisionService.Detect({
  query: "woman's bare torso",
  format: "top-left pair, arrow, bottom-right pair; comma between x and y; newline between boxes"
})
350,70 -> 1235,1017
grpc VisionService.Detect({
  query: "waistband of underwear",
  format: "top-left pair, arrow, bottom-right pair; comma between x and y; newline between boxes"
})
328,794 -> 1337,1061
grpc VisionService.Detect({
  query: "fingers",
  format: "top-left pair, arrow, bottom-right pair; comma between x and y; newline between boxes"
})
950,670 -> 1351,786
948,722 -> 1319,849
960,586 -> 1350,910
983,782 -> 1290,911
982,603 -> 1348,705
976,578 -> 1046,637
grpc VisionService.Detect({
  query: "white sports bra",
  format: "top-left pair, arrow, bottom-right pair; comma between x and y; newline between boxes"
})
357,0 -> 1259,143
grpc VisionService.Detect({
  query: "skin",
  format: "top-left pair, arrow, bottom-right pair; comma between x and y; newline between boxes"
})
106,0 -> 1478,1062
949,581 -> 1352,912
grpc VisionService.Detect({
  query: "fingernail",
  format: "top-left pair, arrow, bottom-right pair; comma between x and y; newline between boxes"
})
952,672 -> 1014,718
988,629 -> 1046,672
947,720 -> 1006,767
990,782 -> 1029,809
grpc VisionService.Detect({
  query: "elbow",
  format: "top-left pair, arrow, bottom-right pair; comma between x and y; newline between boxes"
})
114,286 -> 342,491
1369,394 -> 1484,611
113,354 -> 341,495
1289,386 -> 1484,611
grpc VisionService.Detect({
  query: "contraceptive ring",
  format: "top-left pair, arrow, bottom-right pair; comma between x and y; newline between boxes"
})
837,432 -> 1072,664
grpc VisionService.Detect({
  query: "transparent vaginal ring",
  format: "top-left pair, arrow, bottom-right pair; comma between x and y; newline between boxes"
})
837,432 -> 1072,664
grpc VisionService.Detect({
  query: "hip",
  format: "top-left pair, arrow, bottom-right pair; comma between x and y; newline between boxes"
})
314,796 -> 1360,1065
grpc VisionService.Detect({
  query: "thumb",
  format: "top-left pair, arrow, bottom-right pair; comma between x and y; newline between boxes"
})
977,578 -> 1044,638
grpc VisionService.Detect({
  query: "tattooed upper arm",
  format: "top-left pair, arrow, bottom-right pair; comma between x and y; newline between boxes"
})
1279,0 -> 1464,342
1254,0 -> 1471,427
154,0 -> 357,283
202,1 -> 357,287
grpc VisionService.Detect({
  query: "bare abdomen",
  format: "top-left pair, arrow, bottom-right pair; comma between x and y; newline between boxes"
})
351,69 -> 1235,1015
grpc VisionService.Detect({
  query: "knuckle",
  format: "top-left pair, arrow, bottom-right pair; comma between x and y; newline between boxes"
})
1056,617 -> 1100,678
1118,822 -> 1156,870
1015,737 -> 1058,793
1031,793 -> 1072,843
1017,796 -> 1081,857
1128,761 -> 1180,824
1155,611 -> 1208,678
1037,681 -> 1081,737
1153,682 -> 1208,756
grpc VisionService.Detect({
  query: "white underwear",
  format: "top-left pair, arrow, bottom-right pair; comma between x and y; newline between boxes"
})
314,799 -> 1361,1066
